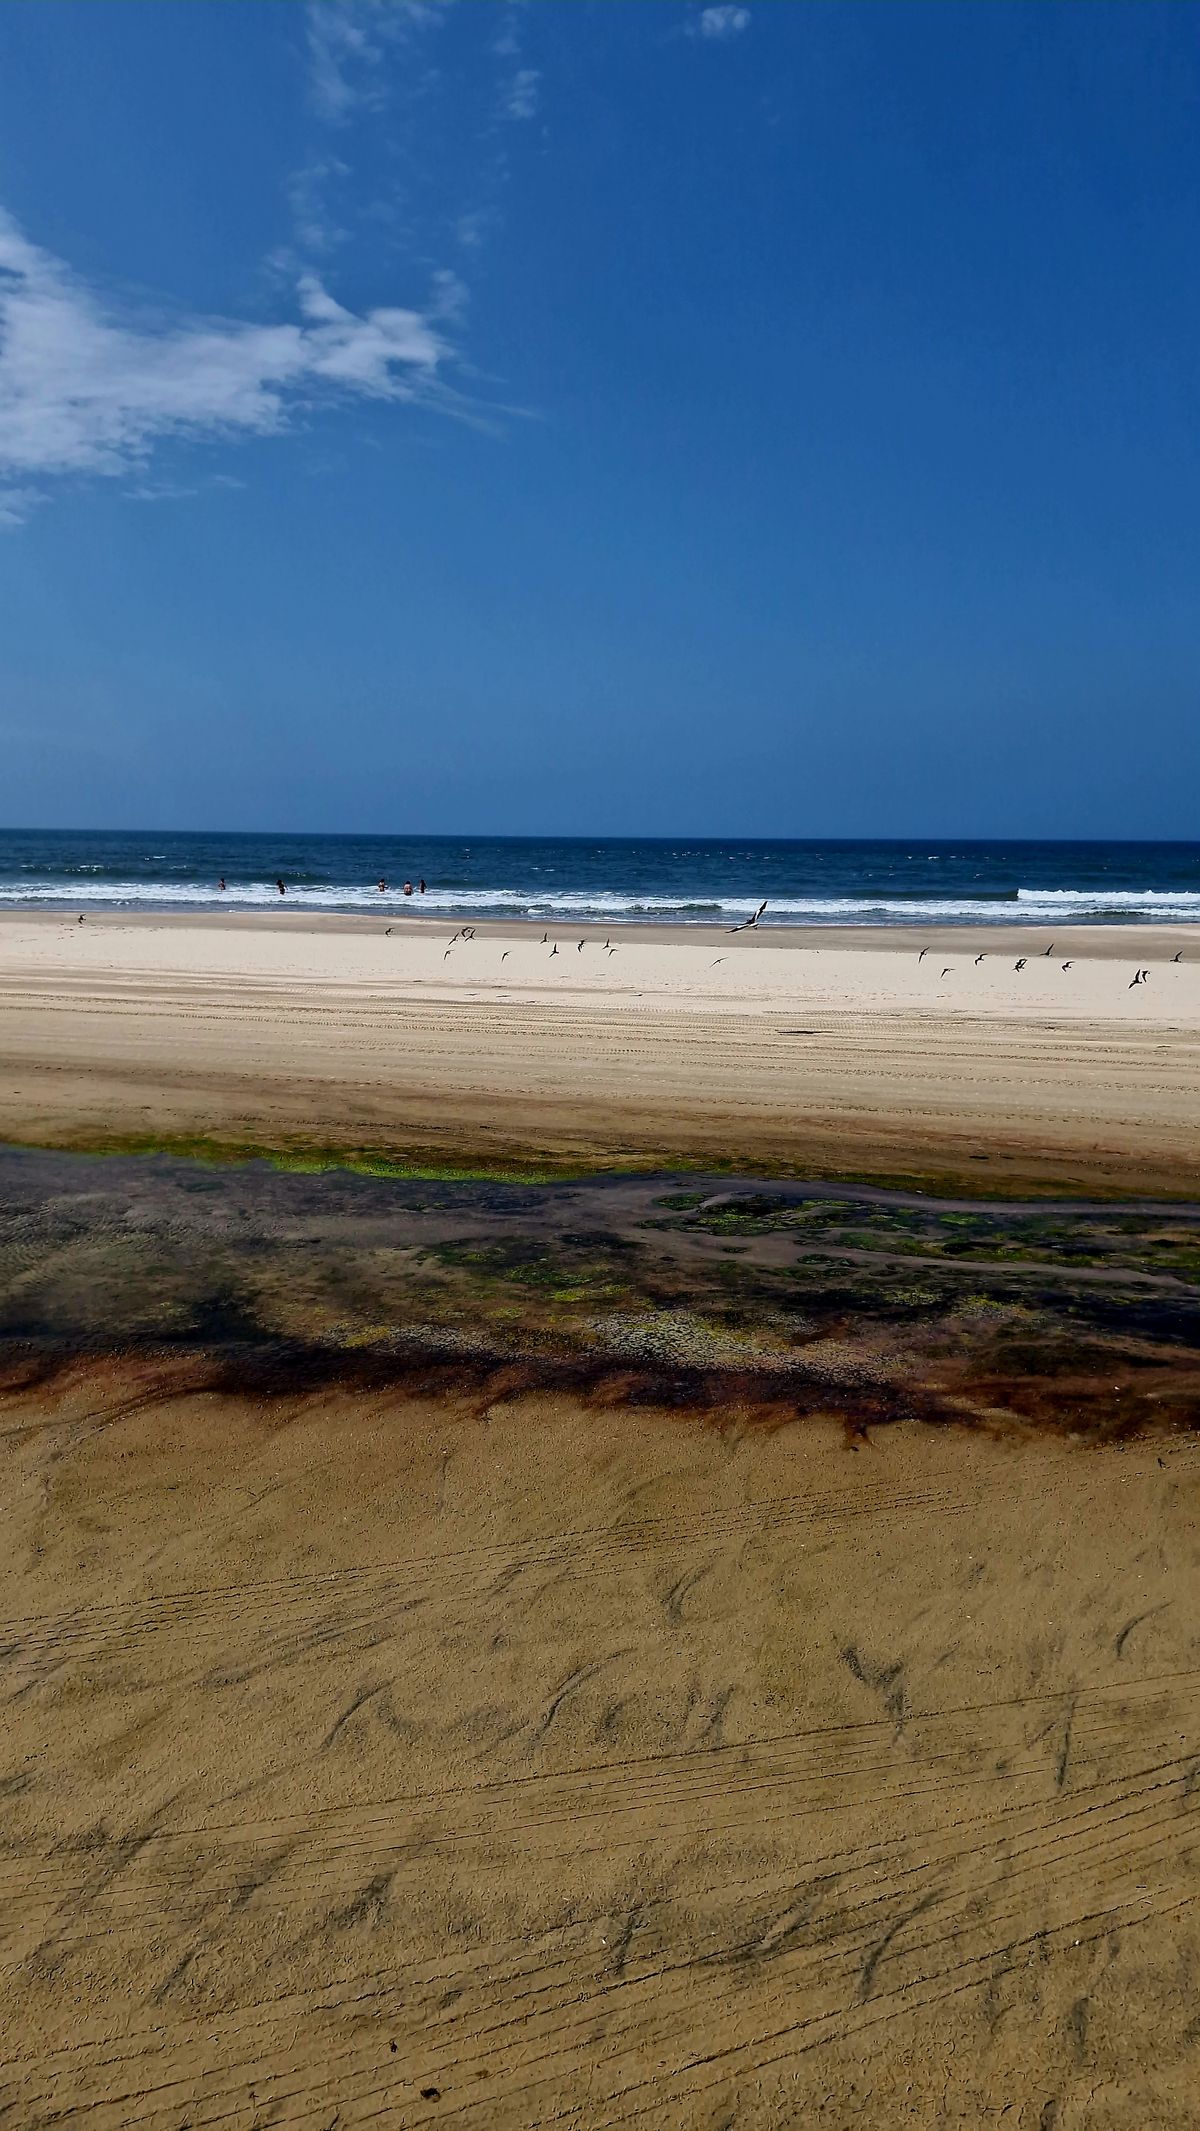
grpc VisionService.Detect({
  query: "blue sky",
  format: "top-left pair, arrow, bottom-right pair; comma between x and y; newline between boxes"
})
1,0 -> 1197,836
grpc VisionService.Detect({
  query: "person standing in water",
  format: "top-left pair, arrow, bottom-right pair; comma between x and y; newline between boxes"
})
378,878 -> 387,893
419,879 -> 426,894
218,878 -> 226,892
276,878 -> 286,896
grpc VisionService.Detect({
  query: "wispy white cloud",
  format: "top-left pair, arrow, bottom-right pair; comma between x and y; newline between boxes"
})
0,209 -> 456,518
502,66 -> 540,121
492,1 -> 529,61
455,207 -> 496,252
0,483 -> 40,527
429,267 -> 469,322
689,5 -> 751,40
305,0 -> 445,124
286,156 -> 351,254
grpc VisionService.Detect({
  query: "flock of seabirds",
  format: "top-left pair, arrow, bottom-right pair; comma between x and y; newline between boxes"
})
69,886 -> 1183,989
913,940 -> 1178,986
416,897 -> 1179,989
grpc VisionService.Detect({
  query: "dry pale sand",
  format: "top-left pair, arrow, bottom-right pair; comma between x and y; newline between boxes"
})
0,1378 -> 1196,2126
0,911 -> 1197,1191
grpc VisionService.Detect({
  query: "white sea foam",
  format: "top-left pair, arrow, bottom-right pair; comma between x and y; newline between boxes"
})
2,880 -> 1199,923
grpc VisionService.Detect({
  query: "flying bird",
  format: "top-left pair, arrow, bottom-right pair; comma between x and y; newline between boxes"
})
974,953 -> 985,965
444,949 -> 453,960
710,958 -> 725,967
1042,942 -> 1055,956
1015,958 -> 1027,971
550,944 -> 558,956
1172,950 -> 1183,963
578,940 -> 584,952
1129,968 -> 1149,988
501,951 -> 510,961
941,967 -> 953,978
918,947 -> 929,962
541,932 -> 548,944
731,900 -> 768,934
1061,961 -> 1073,971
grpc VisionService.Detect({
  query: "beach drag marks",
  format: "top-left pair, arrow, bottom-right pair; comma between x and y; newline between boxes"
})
0,1379 -> 1198,2127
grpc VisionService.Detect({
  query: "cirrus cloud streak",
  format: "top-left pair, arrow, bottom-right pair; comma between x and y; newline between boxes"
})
0,209 -> 453,515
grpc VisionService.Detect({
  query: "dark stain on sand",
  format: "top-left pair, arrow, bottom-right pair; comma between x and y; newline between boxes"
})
1,1145 -> 1198,1442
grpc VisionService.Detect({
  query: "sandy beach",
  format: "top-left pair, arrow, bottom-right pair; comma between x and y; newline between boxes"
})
0,909 -> 1197,1191
3,914 -> 1199,2123
1,1364 -> 1198,2128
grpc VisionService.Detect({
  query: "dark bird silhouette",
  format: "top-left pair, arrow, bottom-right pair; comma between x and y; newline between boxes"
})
605,938 -> 611,949
501,951 -> 510,961
78,913 -> 85,924
1042,942 -> 1054,956
1061,961 -> 1072,971
550,944 -> 558,956
1129,968 -> 1149,988
541,932 -> 548,944
607,946 -> 617,955
444,949 -> 453,960
941,967 -> 953,978
918,947 -> 929,962
578,939 -> 584,952
974,953 -> 984,965
1015,958 -> 1027,971
1172,950 -> 1183,963
710,957 -> 725,967
731,900 -> 768,934
385,926 -> 392,936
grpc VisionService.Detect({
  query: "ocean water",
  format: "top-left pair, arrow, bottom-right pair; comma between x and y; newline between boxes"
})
1,830 -> 1199,926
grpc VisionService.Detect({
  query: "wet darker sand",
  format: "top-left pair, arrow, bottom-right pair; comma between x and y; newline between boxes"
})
3,1148 -> 1199,2124
3,1147 -> 1199,1439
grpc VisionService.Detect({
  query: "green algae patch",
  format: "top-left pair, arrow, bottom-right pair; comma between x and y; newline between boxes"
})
1,1130 -> 583,1187
2,1141 -> 1200,1441
5,1129 -> 1200,1208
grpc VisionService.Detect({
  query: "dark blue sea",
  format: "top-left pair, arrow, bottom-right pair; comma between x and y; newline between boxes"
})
1,831 -> 1198,925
